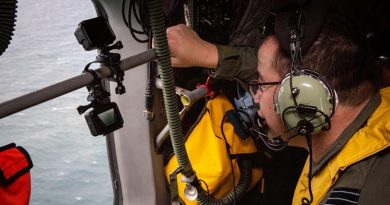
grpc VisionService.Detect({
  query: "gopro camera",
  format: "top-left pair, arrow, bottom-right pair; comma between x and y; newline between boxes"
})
74,16 -> 116,51
84,102 -> 123,136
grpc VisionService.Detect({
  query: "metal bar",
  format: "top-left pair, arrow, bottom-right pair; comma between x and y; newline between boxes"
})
154,79 -> 209,149
0,49 -> 156,119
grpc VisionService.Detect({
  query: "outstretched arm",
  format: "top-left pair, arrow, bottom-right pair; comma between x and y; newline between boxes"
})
167,24 -> 218,68
166,24 -> 259,85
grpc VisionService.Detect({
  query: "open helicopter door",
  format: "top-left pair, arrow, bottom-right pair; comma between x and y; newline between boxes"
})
91,0 -> 169,204
88,0 -> 273,204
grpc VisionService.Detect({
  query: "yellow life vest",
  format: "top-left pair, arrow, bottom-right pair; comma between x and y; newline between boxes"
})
293,88 -> 390,204
164,95 -> 262,205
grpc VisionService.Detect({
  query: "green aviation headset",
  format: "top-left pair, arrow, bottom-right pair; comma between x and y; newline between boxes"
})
275,69 -> 336,136
273,2 -> 336,136
271,3 -> 338,204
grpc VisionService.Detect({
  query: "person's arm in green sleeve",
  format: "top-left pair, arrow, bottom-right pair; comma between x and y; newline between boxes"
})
167,24 -> 258,86
210,44 -> 258,87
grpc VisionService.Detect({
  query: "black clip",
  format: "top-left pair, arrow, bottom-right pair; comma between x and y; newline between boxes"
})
97,41 -> 126,95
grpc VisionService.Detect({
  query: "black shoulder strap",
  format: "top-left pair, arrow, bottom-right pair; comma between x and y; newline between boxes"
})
0,143 -> 33,186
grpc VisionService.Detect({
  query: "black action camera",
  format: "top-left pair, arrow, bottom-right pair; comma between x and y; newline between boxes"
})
84,102 -> 123,136
74,16 -> 116,51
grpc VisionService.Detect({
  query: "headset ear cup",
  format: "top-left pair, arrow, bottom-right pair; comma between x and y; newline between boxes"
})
276,70 -> 335,135
274,72 -> 291,115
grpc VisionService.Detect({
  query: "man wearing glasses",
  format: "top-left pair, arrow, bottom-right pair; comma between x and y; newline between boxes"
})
248,6 -> 390,203
166,3 -> 390,205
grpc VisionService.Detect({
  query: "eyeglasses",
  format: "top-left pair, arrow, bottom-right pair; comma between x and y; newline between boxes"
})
248,80 -> 281,96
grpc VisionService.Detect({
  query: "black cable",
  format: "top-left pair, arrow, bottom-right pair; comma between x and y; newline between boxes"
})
122,0 -> 149,43
198,179 -> 210,195
137,0 -> 150,34
280,106 -> 332,135
144,31 -> 156,120
132,0 -> 142,25
249,128 -> 290,152
289,6 -> 304,107
221,113 -> 237,205
128,0 -> 148,43
289,69 -> 299,106
301,135 -> 314,205
122,0 -> 129,26
236,89 -> 291,153
233,108 -> 289,152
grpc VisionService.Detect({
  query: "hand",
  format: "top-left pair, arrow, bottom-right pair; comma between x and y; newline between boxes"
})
166,24 -> 218,68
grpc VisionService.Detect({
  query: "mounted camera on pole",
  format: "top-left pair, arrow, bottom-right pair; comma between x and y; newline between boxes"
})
75,16 -> 125,136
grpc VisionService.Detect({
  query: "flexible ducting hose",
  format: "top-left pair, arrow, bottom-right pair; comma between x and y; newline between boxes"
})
0,0 -> 18,56
196,158 -> 253,205
146,0 -> 252,204
146,0 -> 193,176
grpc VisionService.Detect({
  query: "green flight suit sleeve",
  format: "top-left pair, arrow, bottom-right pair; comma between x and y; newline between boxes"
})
209,45 -> 259,89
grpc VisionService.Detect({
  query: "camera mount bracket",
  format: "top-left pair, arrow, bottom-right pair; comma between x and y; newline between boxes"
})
97,41 -> 126,95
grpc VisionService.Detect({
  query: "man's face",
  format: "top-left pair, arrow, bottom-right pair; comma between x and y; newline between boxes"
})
252,36 -> 286,137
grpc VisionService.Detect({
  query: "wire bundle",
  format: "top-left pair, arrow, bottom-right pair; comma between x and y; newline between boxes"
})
122,0 -> 150,43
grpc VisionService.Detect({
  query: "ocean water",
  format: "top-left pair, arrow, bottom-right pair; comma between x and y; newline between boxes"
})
0,1 -> 113,204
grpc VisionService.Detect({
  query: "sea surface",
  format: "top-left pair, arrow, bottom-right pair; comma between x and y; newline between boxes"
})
0,1 -> 113,204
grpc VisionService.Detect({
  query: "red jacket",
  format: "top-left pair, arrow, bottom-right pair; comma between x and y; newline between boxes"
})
0,143 -> 33,205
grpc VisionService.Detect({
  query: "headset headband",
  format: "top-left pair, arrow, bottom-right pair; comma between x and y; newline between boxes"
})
273,0 -> 330,56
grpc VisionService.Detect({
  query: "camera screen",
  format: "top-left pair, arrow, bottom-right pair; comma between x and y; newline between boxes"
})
97,108 -> 116,126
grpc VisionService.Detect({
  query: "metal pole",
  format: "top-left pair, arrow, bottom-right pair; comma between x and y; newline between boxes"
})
0,49 -> 156,119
